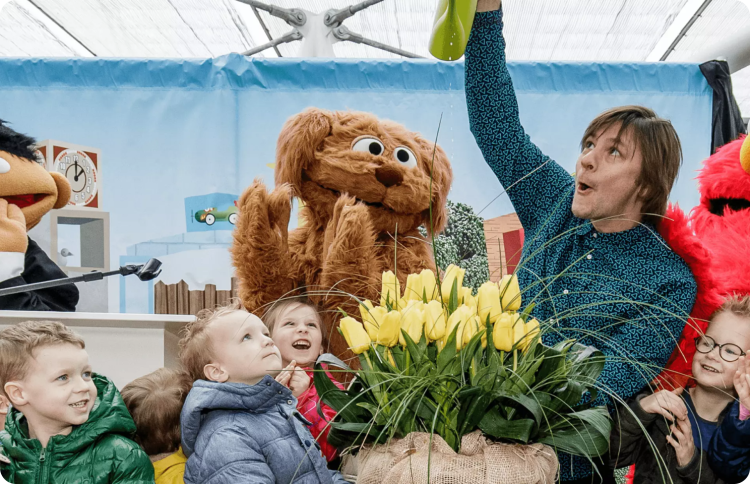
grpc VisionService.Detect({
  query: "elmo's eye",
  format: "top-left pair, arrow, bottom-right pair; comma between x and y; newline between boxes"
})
393,147 -> 417,169
352,137 -> 384,156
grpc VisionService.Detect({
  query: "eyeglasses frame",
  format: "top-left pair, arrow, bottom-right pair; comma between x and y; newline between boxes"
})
694,335 -> 747,363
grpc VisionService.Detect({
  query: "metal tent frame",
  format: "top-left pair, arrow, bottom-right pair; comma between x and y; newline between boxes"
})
236,0 -> 421,58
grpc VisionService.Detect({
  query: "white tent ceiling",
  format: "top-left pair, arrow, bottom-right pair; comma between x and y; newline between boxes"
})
1,0 -> 748,115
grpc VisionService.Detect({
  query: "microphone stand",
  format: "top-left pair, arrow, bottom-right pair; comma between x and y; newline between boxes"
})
0,258 -> 163,297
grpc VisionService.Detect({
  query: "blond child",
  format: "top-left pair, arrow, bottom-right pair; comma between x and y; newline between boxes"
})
122,368 -> 192,484
610,295 -> 750,483
178,301 -> 348,484
708,349 -> 750,483
263,296 -> 344,462
0,393 -> 8,431
0,321 -> 153,484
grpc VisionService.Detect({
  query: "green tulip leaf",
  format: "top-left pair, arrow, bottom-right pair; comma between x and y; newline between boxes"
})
478,409 -> 535,443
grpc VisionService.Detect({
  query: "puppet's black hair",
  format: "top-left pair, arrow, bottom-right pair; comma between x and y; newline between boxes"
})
0,119 -> 38,162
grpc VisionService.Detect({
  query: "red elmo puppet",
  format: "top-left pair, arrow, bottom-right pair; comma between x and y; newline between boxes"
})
660,135 -> 750,388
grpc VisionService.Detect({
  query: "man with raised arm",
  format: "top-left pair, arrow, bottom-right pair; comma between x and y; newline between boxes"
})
465,1 -> 697,482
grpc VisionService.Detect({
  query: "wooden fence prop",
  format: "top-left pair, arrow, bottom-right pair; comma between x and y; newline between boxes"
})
154,277 -> 238,315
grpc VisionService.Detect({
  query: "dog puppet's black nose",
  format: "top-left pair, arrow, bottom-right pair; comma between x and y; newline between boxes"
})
375,165 -> 403,187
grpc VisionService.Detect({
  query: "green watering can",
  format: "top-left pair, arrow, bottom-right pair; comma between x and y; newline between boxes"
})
429,0 -> 478,61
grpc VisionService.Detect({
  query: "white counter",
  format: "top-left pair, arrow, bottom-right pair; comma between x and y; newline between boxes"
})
0,311 -> 196,389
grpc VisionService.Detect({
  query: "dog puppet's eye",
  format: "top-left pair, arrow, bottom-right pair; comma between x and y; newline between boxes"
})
352,137 -> 385,156
393,147 -> 418,169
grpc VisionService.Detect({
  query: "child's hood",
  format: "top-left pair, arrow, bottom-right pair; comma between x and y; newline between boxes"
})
1,373 -> 137,455
180,375 -> 295,456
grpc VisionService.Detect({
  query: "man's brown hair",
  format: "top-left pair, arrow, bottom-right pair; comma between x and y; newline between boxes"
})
0,321 -> 85,398
581,105 -> 683,226
121,368 -> 192,456
179,299 -> 245,382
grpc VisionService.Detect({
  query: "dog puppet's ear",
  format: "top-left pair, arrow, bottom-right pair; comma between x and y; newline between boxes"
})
417,138 -> 453,235
274,108 -> 333,193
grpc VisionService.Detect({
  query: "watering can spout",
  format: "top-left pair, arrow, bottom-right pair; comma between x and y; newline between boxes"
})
428,0 -> 478,61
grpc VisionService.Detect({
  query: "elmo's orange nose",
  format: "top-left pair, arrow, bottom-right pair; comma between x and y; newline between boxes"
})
376,165 -> 403,187
741,136 -> 750,175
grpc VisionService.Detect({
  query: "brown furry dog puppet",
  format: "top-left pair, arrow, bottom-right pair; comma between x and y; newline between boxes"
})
232,108 -> 452,360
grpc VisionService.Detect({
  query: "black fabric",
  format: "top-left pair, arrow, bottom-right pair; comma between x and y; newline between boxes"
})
708,401 -> 750,484
610,391 -> 732,484
560,460 -> 616,484
0,237 -> 79,311
700,60 -> 747,153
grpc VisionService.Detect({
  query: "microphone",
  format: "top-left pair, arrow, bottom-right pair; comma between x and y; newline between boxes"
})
0,258 -> 163,297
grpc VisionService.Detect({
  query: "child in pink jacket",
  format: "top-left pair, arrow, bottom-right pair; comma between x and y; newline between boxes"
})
263,296 -> 344,462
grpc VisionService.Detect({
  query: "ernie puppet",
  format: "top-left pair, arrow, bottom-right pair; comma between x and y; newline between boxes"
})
0,120 -> 78,311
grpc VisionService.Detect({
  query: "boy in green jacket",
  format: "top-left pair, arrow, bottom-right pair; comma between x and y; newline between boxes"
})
0,320 -> 154,484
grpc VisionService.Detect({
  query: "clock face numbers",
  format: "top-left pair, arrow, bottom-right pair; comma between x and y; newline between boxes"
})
53,149 -> 98,206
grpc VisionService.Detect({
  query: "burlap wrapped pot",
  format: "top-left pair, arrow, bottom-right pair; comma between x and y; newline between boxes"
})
355,431 -> 558,484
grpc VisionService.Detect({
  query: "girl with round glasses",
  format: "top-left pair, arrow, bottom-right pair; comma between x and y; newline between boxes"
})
610,294 -> 750,483
707,295 -> 750,483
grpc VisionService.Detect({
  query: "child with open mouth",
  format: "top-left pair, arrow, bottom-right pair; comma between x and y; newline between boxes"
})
263,296 -> 344,463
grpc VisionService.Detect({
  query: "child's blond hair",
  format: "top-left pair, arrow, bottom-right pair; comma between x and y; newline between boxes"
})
179,299 -> 245,382
262,295 -> 322,335
711,294 -> 750,321
0,321 -> 85,398
121,368 -> 192,456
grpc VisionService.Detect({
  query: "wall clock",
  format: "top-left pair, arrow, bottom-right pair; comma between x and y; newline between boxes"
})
53,149 -> 98,207
34,140 -> 102,210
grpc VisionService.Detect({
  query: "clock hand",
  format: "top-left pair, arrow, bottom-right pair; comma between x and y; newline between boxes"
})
73,160 -> 80,182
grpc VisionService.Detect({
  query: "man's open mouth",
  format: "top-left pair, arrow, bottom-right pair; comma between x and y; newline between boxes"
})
2,194 -> 45,209
292,340 -> 311,350
577,182 -> 593,193
708,198 -> 750,216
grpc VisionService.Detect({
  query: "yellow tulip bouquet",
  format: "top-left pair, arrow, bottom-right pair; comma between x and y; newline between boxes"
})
313,265 -> 610,461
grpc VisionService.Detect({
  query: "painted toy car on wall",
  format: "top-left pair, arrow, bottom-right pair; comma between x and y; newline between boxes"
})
195,201 -> 238,226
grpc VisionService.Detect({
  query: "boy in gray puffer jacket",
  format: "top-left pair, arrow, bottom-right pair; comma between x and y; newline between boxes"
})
179,302 -> 349,484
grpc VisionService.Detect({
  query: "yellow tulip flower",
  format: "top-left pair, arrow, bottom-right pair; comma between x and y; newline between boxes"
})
477,281 -> 502,325
441,264 -> 466,303
359,299 -> 375,332
519,318 -> 540,352
377,310 -> 401,347
511,313 -> 526,349
399,307 -> 425,346
493,312 -> 514,352
381,270 -> 401,308
499,274 -> 521,311
461,314 -> 483,348
459,286 -> 476,308
340,317 -> 371,354
362,305 -> 387,341
424,300 -> 447,341
445,305 -> 472,347
420,269 -> 438,301
404,273 -> 424,301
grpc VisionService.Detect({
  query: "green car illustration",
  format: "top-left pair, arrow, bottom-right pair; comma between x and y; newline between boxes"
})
195,202 -> 238,226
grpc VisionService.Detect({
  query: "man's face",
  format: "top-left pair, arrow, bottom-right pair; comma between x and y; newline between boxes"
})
6,343 -> 96,437
572,123 -> 645,227
207,311 -> 283,386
